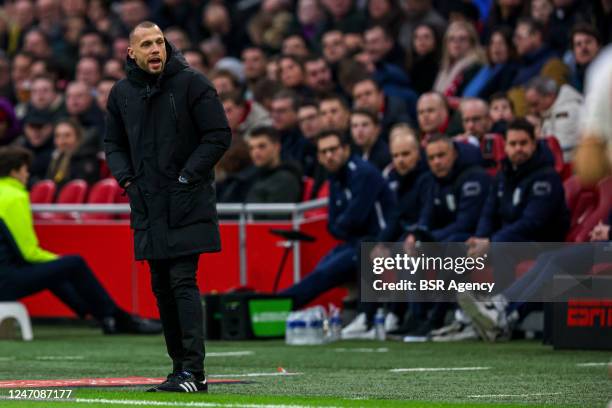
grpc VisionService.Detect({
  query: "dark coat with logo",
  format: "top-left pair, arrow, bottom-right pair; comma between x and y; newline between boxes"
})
104,42 -> 231,260
378,157 -> 433,242
476,141 -> 569,242
328,155 -> 396,243
418,142 -> 491,242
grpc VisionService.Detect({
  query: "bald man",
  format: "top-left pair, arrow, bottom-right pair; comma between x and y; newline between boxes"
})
417,92 -> 449,145
104,21 -> 230,393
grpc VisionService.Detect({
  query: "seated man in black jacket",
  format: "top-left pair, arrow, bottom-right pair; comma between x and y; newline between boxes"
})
245,126 -> 303,205
349,109 -> 391,171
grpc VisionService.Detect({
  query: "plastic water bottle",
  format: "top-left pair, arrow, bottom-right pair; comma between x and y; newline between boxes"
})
286,311 -> 307,345
374,308 -> 386,341
328,305 -> 342,342
307,306 -> 326,345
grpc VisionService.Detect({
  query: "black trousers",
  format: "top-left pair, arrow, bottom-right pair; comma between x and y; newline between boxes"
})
0,255 -> 118,319
148,254 -> 204,380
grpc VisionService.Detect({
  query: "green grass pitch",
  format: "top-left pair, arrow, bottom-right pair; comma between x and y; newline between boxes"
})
0,325 -> 610,407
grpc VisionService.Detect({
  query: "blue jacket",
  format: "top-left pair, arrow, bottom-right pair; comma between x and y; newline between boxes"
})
418,142 -> 491,242
511,46 -> 560,87
378,158 -> 433,242
355,136 -> 391,171
328,155 -> 396,242
476,141 -> 569,242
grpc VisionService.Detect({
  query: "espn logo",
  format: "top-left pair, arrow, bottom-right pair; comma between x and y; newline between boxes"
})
566,300 -> 612,328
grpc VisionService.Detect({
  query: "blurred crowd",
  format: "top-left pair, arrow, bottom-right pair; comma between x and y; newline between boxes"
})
0,0 -> 610,199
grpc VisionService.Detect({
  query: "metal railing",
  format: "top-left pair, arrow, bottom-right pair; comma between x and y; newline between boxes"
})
32,198 -> 329,285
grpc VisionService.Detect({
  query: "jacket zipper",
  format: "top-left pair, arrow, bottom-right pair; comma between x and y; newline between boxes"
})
169,93 -> 179,132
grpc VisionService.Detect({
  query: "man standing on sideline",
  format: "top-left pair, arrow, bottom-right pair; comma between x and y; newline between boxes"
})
104,21 -> 230,393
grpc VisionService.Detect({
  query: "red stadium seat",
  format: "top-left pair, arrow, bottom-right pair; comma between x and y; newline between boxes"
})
30,180 -> 56,204
303,178 -> 329,219
81,178 -> 120,221
544,136 -> 565,176
565,176 -> 612,242
37,180 -> 88,221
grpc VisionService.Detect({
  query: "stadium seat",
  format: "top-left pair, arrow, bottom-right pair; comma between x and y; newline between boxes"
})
81,178 -> 120,221
544,136 -> 565,176
0,302 -> 33,341
37,180 -> 88,221
565,176 -> 612,242
30,180 -> 56,204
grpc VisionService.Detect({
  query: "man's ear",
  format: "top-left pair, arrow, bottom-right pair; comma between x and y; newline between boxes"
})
127,47 -> 134,59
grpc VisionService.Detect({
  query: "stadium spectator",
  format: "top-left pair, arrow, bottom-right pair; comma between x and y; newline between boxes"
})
279,54 -> 309,96
0,98 -> 21,146
280,129 -> 395,308
303,55 -> 336,96
489,92 -> 515,134
524,76 -> 583,159
397,0 -> 446,52
29,75 -> 62,116
433,21 -> 485,106
530,0 -> 553,26
241,46 -> 268,93
76,56 -> 103,89
364,24 -> 405,68
417,92 -> 450,143
319,0 -> 366,34
46,118 -> 99,187
96,77 -> 116,113
365,0 -> 403,38
270,89 -> 307,163
282,34 -> 310,58
79,30 -> 109,59
23,28 -> 53,60
507,17 -> 569,116
352,77 -> 414,142
349,108 -> 391,171
64,81 -> 106,149
183,49 -> 208,75
456,98 -> 493,144
321,30 -> 348,66
468,118 -> 569,288
164,27 -> 191,52
0,146 -> 162,335
462,27 -> 518,100
297,100 -> 325,183
244,126 -> 302,206
293,0 -> 326,46
209,69 -> 240,95
15,108 -> 55,186
220,91 -> 271,141
103,58 -> 127,80
319,93 -> 351,135
569,23 -> 601,93
405,23 -> 441,96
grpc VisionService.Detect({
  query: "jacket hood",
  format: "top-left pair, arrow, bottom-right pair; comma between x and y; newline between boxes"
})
502,139 -> 555,181
0,97 -> 21,145
125,40 -> 189,87
451,141 -> 483,174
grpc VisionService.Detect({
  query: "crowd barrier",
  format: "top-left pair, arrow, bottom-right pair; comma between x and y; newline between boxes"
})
26,200 -> 344,318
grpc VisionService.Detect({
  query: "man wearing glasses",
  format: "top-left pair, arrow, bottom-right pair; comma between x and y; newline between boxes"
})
280,129 -> 395,308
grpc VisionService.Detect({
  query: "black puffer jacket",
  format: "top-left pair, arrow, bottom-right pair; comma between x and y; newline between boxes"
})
104,41 -> 231,260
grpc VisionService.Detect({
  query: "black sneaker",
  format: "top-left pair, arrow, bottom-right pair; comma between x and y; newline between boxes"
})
155,371 -> 208,393
146,372 -> 179,392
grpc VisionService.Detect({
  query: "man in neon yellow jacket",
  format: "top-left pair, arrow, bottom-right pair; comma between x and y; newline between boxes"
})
0,146 -> 161,335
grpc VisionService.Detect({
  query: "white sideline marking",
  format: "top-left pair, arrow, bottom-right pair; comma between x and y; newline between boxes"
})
207,351 -> 254,357
0,357 -> 15,361
468,392 -> 562,398
576,362 -> 609,367
36,356 -> 84,361
57,398 -> 337,408
208,372 -> 302,378
334,347 -> 388,353
390,366 -> 490,373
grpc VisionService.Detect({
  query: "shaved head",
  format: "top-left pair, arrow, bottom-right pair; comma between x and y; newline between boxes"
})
129,21 -> 160,45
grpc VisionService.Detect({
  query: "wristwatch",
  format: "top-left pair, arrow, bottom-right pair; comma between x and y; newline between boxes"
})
178,175 -> 189,184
